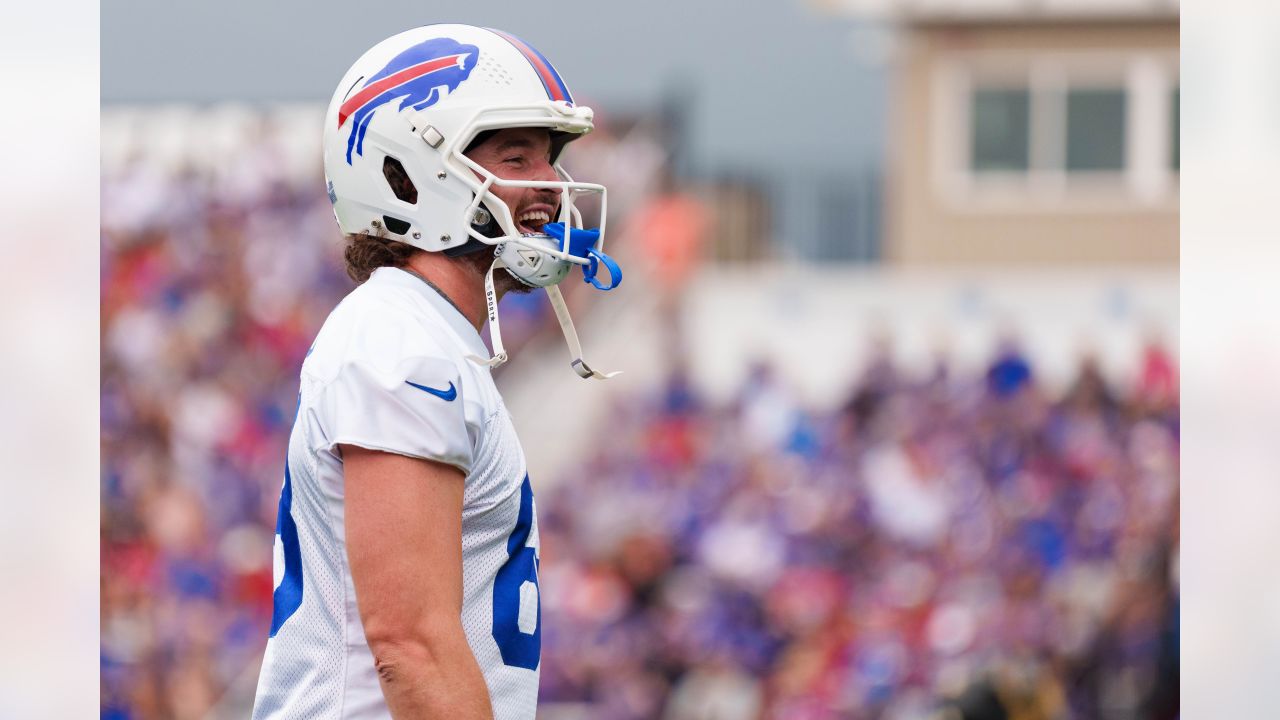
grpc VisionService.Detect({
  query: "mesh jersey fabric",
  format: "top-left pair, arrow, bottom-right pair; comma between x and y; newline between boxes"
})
252,266 -> 541,719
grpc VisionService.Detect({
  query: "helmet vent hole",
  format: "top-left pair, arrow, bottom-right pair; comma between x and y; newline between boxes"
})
382,156 -> 418,204
382,216 -> 411,236
476,54 -> 513,87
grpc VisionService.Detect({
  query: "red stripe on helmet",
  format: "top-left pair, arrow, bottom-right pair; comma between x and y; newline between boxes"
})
487,29 -> 571,104
337,53 -> 469,128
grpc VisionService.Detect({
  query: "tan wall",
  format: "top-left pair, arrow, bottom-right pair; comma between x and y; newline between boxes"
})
886,20 -> 1179,267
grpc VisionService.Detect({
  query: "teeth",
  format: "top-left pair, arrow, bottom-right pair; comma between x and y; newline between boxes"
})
517,210 -> 551,226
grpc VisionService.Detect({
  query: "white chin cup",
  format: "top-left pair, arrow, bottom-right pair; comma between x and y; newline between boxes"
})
497,233 -> 575,288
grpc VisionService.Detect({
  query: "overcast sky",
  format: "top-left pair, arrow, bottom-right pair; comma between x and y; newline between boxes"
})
102,0 -> 889,171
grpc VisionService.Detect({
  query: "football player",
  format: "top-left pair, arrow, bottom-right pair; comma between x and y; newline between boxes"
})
251,24 -> 620,720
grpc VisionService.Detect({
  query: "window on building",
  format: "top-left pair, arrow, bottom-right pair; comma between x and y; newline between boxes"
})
971,87 -> 1030,172
948,53 -> 1178,205
1065,88 -> 1127,172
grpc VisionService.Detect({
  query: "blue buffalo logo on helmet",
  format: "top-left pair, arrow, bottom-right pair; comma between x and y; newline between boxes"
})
338,37 -> 480,164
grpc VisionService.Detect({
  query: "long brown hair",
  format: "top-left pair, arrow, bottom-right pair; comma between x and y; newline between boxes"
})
342,234 -> 420,284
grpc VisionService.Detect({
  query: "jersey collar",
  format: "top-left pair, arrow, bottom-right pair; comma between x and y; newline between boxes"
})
375,267 -> 490,361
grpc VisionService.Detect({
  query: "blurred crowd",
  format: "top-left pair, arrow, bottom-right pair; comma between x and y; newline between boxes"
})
101,108 -> 1177,720
101,128 -> 348,717
537,343 -> 1179,720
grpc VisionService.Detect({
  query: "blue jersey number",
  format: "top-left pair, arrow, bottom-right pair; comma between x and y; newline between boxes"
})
270,399 -> 304,637
491,475 -> 541,669
269,463 -> 304,637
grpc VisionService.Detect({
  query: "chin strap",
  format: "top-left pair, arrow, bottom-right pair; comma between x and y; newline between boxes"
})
465,258 -> 509,369
546,284 -> 621,380
466,235 -> 621,379
465,257 -> 619,380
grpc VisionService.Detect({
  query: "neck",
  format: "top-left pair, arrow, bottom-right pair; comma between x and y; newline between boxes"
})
402,252 -> 493,331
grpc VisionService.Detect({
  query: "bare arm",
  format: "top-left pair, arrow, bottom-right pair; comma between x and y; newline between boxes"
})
342,445 -> 493,720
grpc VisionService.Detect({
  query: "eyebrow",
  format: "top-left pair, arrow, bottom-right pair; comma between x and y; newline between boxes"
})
494,137 -> 532,152
492,136 -> 546,154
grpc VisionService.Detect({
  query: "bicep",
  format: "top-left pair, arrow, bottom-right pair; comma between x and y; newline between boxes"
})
343,444 -> 466,644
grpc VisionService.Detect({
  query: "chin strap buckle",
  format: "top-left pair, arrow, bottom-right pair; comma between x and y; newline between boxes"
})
570,359 -> 595,379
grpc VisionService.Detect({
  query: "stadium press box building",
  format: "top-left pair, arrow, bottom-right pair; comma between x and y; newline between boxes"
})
823,0 -> 1180,266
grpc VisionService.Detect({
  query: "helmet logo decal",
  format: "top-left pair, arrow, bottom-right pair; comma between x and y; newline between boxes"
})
338,37 -> 480,164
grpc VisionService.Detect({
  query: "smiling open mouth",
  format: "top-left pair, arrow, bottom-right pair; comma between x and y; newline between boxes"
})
516,208 -> 553,233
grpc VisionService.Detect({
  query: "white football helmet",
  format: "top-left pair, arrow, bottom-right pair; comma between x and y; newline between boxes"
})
323,24 -> 620,379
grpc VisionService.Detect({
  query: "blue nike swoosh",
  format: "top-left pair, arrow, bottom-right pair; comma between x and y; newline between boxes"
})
405,380 -> 457,401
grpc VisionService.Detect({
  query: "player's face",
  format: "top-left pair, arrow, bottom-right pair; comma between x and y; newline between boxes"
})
465,127 -> 559,235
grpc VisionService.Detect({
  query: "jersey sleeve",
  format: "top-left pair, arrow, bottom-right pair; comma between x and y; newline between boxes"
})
313,352 -> 475,474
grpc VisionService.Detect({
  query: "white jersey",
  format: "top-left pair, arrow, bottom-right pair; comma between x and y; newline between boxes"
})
252,266 -> 541,719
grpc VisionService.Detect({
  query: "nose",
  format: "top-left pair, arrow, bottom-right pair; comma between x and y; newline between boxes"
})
531,157 -> 558,183
529,160 -> 560,207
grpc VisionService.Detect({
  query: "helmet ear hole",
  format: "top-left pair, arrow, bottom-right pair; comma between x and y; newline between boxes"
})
382,156 -> 418,204
382,216 -> 411,235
